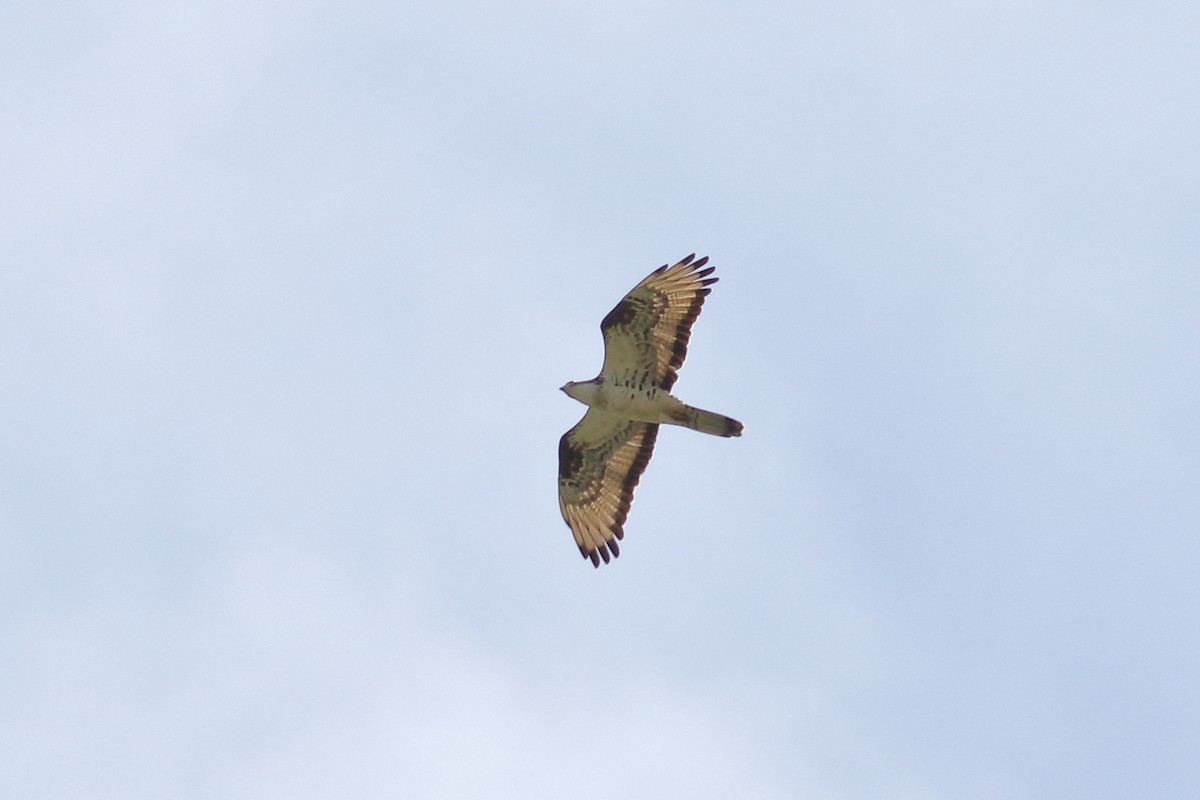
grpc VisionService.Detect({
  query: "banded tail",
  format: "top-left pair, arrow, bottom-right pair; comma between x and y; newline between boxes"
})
672,404 -> 744,438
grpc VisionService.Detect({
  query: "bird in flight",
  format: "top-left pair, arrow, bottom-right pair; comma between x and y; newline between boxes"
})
558,254 -> 743,567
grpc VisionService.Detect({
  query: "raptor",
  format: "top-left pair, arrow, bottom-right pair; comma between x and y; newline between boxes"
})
558,254 -> 743,567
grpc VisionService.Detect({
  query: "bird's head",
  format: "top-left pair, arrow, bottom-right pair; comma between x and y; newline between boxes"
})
560,378 -> 600,405
560,380 -> 582,401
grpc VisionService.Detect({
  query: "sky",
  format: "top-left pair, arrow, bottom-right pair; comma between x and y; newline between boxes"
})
2,2 -> 1198,798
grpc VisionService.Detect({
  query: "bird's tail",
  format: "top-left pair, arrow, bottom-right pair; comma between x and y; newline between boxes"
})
671,404 -> 744,438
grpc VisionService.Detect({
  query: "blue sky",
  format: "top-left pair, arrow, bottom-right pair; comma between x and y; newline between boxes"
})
3,2 -> 1198,798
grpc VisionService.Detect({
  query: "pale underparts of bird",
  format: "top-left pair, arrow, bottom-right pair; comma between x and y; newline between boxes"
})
557,254 -> 743,568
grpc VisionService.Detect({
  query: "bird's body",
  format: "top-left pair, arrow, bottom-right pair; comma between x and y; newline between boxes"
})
558,254 -> 743,567
561,377 -> 679,423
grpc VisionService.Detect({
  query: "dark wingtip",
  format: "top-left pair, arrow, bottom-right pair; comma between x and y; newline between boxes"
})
679,253 -> 696,265
692,255 -> 709,268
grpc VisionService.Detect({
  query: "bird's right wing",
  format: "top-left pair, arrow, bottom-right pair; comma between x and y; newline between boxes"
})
558,410 -> 659,567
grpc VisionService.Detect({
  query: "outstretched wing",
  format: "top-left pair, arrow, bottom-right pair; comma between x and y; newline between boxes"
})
600,254 -> 717,391
558,410 -> 659,567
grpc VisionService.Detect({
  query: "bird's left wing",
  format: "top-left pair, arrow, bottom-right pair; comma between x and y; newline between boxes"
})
599,254 -> 718,391
558,410 -> 659,567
